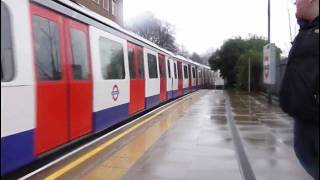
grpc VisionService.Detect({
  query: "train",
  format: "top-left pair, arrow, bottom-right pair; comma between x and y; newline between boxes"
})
1,0 -> 217,175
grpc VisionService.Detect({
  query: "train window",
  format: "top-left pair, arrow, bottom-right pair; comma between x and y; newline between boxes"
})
192,67 -> 196,78
128,48 -> 136,79
174,63 -> 177,79
183,65 -> 188,79
33,16 -> 61,80
167,60 -> 171,78
99,37 -> 125,79
1,2 -> 15,82
178,63 -> 182,79
70,28 -> 89,80
147,54 -> 158,79
138,50 -> 144,79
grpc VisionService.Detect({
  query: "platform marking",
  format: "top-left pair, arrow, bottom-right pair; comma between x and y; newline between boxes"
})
225,95 -> 256,180
42,92 -> 199,180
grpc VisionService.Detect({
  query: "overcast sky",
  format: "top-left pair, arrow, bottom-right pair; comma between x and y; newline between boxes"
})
123,0 -> 299,57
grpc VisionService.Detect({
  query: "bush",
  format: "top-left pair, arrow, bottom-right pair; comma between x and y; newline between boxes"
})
235,50 -> 263,91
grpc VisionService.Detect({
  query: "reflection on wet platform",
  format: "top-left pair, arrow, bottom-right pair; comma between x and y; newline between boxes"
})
25,90 -> 313,180
229,92 -> 312,180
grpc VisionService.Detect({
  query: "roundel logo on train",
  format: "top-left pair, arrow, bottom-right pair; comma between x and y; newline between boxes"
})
111,85 -> 120,101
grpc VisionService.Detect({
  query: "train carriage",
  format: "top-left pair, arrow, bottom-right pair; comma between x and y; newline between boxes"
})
1,0 -> 215,175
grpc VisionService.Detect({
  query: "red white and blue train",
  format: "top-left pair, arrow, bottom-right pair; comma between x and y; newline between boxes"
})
1,0 -> 216,175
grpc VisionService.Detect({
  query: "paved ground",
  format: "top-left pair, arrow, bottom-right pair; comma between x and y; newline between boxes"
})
119,90 -> 312,180
24,90 -> 313,180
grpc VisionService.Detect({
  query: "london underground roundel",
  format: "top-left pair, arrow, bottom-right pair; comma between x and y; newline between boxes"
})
111,85 -> 119,101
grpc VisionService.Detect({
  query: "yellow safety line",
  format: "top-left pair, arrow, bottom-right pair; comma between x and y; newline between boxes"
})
44,92 -> 198,180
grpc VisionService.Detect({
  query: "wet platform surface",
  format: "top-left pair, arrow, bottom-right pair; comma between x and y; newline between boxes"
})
24,90 -> 313,180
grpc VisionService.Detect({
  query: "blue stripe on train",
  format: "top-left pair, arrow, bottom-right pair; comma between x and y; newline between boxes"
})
93,103 -> 129,132
183,88 -> 189,95
145,94 -> 160,109
167,91 -> 173,100
167,90 -> 179,99
172,90 -> 178,98
1,129 -> 34,175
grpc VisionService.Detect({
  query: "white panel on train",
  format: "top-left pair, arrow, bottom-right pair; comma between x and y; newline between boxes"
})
166,57 -> 173,92
182,63 -> 189,89
144,48 -> 160,98
1,0 -> 35,137
89,26 -> 130,112
198,69 -> 202,86
172,60 -> 178,91
191,65 -> 196,87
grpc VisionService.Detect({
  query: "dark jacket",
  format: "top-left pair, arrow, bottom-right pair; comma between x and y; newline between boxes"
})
279,17 -> 319,125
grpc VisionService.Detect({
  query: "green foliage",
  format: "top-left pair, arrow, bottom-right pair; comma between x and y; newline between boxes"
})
209,37 -> 247,88
235,50 -> 263,91
208,35 -> 281,90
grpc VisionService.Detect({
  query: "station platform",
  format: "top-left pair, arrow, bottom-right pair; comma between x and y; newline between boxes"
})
21,90 -> 313,180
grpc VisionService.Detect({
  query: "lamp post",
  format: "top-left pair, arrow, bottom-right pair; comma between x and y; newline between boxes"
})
248,57 -> 251,93
268,0 -> 270,43
267,0 -> 272,104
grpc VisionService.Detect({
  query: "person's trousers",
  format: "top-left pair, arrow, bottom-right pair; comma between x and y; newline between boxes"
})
294,120 -> 319,180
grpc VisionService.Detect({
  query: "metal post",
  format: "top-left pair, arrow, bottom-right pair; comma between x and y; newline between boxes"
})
267,0 -> 272,104
287,0 -> 293,42
268,0 -> 270,43
248,57 -> 251,93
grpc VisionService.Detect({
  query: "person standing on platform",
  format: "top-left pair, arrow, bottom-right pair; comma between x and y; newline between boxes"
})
279,0 -> 319,179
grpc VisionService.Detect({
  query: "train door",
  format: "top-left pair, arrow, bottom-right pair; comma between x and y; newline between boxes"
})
195,67 -> 198,90
31,4 -> 92,154
188,64 -> 192,92
173,61 -> 178,98
128,42 -> 145,114
167,59 -> 173,99
177,61 -> 183,96
158,53 -> 167,102
64,18 -> 92,140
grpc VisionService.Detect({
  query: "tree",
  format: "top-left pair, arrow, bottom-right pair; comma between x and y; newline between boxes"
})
209,37 -> 247,88
125,12 -> 178,53
235,50 -> 263,91
189,52 -> 202,64
176,44 -> 190,58
208,35 -> 281,89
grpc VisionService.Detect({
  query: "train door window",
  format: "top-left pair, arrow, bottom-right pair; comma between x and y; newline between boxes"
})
138,50 -> 144,79
70,28 -> 89,80
32,16 -> 61,80
128,48 -> 136,79
1,2 -> 15,82
158,58 -> 165,78
178,64 -> 182,79
167,60 -> 171,78
147,53 -> 158,79
158,59 -> 162,77
99,37 -> 125,79
183,65 -> 188,79
192,67 -> 196,79
174,63 -> 177,79
178,63 -> 182,79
